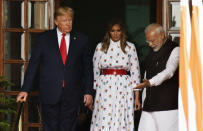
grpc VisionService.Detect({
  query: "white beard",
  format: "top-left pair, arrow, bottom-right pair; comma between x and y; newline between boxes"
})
153,43 -> 163,52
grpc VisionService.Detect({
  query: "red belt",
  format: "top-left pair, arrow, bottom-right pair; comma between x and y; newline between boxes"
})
102,69 -> 127,75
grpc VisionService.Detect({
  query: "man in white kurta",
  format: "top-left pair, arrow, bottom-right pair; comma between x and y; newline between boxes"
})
135,24 -> 179,131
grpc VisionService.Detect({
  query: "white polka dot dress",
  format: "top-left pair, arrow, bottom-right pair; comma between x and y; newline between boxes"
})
90,39 -> 141,131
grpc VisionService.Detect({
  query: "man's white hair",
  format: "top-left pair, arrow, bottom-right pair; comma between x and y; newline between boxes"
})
144,23 -> 165,35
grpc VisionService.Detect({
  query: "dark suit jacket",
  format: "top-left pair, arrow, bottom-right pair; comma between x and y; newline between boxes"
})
21,29 -> 94,106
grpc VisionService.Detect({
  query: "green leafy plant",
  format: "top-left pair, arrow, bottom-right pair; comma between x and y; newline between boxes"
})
0,76 -> 17,131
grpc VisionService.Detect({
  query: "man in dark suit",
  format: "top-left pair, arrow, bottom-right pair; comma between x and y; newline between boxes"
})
17,6 -> 94,131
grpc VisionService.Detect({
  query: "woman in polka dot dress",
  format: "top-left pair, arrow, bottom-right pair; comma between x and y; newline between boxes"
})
90,19 -> 141,131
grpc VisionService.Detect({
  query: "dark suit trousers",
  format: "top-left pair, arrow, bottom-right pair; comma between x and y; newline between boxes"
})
41,94 -> 79,131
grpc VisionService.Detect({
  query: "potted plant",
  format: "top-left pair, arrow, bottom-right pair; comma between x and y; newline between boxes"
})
0,76 -> 17,131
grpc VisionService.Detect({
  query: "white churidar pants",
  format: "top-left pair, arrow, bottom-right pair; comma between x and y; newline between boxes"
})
138,109 -> 178,131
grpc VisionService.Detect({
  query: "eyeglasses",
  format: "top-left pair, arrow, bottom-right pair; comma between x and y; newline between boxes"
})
146,39 -> 156,43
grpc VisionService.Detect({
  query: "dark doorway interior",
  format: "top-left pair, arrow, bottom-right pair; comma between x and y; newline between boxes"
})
60,0 -> 156,64
61,0 -> 126,52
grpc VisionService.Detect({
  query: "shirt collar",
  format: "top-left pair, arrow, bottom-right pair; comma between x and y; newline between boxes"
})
56,28 -> 70,37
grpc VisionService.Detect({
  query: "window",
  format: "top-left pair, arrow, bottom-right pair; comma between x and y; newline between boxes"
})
163,0 -> 180,42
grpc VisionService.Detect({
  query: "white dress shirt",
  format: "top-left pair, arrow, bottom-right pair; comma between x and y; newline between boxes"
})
149,47 -> 180,86
56,28 -> 70,55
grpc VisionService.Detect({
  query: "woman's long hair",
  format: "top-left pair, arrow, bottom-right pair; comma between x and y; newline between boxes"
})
101,19 -> 128,53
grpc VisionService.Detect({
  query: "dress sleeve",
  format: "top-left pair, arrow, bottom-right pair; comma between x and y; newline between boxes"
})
129,44 -> 141,88
93,44 -> 101,90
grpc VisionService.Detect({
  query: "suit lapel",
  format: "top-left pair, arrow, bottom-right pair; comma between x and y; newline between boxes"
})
53,30 -> 77,67
65,31 -> 77,66
52,29 -> 64,66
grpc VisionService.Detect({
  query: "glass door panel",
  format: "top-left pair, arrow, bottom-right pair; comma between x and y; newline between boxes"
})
28,1 -> 49,29
4,32 -> 25,60
4,1 -> 24,28
168,1 -> 180,30
28,33 -> 39,59
28,96 -> 41,123
4,64 -> 24,91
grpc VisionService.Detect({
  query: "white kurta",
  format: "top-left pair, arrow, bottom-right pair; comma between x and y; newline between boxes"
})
90,40 -> 140,131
